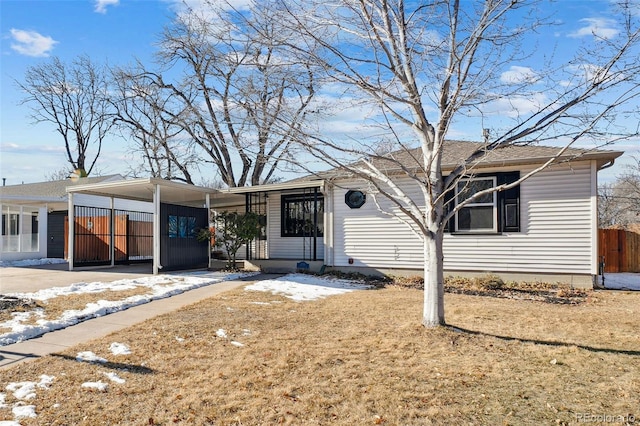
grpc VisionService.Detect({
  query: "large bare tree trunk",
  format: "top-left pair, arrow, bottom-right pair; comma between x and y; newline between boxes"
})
423,231 -> 445,327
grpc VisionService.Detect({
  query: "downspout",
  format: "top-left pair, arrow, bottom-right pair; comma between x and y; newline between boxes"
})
594,158 -> 615,286
110,197 -> 115,267
245,192 -> 250,261
206,193 -> 211,269
591,160 -> 599,284
153,184 -> 161,275
68,193 -> 74,271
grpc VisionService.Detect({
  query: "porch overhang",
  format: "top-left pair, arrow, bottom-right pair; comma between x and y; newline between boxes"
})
66,177 -> 219,207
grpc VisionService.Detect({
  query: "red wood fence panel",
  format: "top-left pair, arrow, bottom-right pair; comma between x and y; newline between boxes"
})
599,229 -> 640,273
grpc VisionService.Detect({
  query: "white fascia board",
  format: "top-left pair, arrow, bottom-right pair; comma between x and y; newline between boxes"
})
0,195 -> 65,204
222,180 -> 325,195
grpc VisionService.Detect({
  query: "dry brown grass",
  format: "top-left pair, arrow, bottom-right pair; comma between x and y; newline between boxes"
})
36,288 -> 152,320
1,284 -> 639,425
0,288 -> 152,332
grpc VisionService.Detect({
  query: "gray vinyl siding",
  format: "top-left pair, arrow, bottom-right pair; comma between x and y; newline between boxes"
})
332,162 -> 595,275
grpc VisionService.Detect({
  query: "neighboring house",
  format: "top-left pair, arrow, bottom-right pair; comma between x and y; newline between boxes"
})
220,141 -> 623,288
0,175 -> 153,263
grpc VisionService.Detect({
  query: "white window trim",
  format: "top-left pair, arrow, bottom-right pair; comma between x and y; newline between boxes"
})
455,176 -> 498,233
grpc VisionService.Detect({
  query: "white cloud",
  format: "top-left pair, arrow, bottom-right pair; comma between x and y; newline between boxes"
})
569,18 -> 619,40
479,92 -> 548,118
500,66 -> 539,85
168,0 -> 252,17
94,0 -> 119,14
9,29 -> 57,57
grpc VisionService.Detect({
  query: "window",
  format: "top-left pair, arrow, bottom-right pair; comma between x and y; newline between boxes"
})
281,193 -> 324,237
2,208 -> 20,252
456,177 -> 497,232
168,215 -> 196,238
1,205 -> 39,252
444,172 -> 520,234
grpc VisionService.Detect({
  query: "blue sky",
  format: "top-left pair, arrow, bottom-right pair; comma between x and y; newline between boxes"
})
0,0 -> 638,185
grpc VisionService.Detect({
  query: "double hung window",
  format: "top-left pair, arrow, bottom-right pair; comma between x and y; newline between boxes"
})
456,177 -> 497,232
444,172 -> 520,234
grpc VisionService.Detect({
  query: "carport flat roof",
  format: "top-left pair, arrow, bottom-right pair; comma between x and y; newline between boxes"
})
65,177 -> 231,207
66,177 -> 326,208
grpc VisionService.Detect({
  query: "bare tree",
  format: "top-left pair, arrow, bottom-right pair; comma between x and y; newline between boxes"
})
599,157 -> 640,228
111,65 -> 200,183
119,2 -> 316,187
17,55 -> 113,176
45,167 -> 73,181
272,0 -> 640,326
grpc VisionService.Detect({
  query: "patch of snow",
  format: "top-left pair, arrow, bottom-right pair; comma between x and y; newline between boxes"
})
244,273 -> 372,301
6,382 -> 36,400
110,342 -> 131,355
38,375 -> 54,388
0,271 -> 259,346
12,405 -> 37,419
230,341 -> 244,347
104,372 -> 125,384
76,351 -> 107,364
175,336 -> 185,342
5,375 -> 54,404
81,381 -> 108,392
0,421 -> 22,426
216,329 -> 227,338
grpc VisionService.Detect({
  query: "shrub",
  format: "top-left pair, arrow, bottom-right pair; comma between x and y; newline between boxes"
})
473,274 -> 504,290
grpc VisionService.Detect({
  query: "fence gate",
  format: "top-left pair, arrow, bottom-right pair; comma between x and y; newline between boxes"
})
598,228 -> 640,273
114,209 -> 153,264
66,206 -> 153,267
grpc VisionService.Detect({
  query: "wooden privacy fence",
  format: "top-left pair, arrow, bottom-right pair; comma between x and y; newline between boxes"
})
64,210 -> 153,266
598,229 -> 640,273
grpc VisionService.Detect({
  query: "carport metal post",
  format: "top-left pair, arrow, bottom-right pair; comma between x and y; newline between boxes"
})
206,193 -> 211,268
110,197 -> 115,267
68,192 -> 74,271
153,184 -> 161,275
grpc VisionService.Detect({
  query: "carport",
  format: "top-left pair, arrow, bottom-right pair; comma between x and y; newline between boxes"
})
66,178 -> 241,274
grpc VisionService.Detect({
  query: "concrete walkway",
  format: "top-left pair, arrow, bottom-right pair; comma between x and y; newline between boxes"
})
0,268 -> 278,370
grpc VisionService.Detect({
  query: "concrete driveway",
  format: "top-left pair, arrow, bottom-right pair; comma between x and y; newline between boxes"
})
0,263 -> 154,294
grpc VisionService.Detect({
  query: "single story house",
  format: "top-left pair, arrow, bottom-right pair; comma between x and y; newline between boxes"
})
1,141 -> 623,288
0,174 -> 141,262
219,141 -> 623,288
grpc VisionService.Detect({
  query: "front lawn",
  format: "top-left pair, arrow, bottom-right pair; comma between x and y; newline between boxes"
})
1,279 -> 638,425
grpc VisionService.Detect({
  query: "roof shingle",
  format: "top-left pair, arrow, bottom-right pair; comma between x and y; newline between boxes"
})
0,175 -> 124,200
